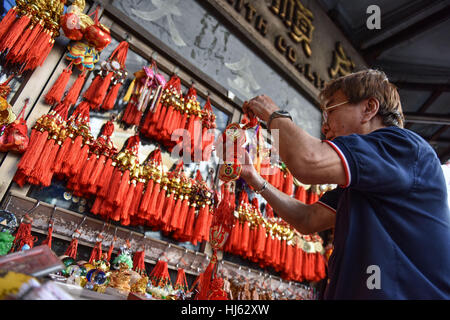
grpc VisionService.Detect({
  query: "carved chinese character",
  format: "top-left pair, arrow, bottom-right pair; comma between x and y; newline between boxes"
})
328,42 -> 356,79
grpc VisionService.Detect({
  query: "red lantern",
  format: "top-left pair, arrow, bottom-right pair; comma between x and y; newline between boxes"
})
84,24 -> 112,52
60,12 -> 84,40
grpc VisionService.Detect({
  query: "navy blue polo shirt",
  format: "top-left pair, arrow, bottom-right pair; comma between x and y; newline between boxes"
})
317,126 -> 450,299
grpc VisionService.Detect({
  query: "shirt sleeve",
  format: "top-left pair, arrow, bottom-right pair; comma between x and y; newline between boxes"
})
317,188 -> 345,214
324,128 -> 417,194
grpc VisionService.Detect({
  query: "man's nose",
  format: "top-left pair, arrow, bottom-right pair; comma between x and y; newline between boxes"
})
321,121 -> 330,136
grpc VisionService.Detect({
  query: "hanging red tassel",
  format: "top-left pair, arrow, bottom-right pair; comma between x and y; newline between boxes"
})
44,64 -> 73,106
6,20 -> 43,66
129,180 -> 145,225
107,236 -> 117,262
41,222 -> 53,249
0,13 -> 31,53
24,28 -> 55,71
195,260 -> 215,300
161,191 -> 176,229
120,181 -> 136,226
84,41 -> 129,110
11,215 -> 36,252
0,7 -> 19,39
133,250 -> 146,274
89,235 -> 103,264
146,179 -> 161,225
100,79 -> 120,110
138,178 -> 154,220
62,71 -> 87,107
65,238 -> 79,260
174,268 -> 188,292
83,71 -> 113,110
182,204 -> 197,241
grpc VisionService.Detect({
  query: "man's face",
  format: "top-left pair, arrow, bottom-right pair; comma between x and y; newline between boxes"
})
321,90 -> 366,140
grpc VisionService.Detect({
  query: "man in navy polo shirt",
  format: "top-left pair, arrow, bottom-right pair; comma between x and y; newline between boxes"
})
240,69 -> 450,299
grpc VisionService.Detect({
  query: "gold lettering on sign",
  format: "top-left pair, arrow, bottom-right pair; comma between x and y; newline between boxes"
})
275,35 -> 288,53
245,3 -> 257,22
328,42 -> 355,78
255,15 -> 269,36
270,0 -> 314,57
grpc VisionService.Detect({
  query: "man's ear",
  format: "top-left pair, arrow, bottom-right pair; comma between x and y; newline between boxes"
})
362,97 -> 380,123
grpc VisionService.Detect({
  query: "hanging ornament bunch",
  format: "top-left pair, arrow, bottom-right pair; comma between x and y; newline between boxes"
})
77,40 -> 129,111
51,99 -> 94,184
195,182 -> 235,300
13,98 -> 73,187
134,147 -> 163,226
224,193 -> 326,283
121,63 -> 166,127
178,85 -> 202,156
66,120 -> 117,198
0,0 -> 64,73
190,170 -> 214,245
91,135 -> 140,226
140,74 -> 183,145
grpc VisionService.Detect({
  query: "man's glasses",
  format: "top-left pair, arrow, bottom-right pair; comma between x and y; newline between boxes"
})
322,100 -> 349,124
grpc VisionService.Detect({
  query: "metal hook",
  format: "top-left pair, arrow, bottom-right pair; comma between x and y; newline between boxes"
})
47,205 -> 57,228
124,33 -> 131,42
26,200 -> 41,215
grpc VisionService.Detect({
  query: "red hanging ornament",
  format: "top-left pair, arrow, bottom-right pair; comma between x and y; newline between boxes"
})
44,63 -> 73,106
89,233 -> 104,264
10,201 -> 40,253
82,41 -> 128,110
174,268 -> 188,293
133,245 -> 147,275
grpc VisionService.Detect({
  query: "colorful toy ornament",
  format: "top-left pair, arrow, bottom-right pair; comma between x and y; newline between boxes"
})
62,1 -> 111,71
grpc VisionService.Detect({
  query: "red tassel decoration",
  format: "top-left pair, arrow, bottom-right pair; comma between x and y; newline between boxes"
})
44,65 -> 73,106
84,41 -> 129,110
41,221 -> 53,249
6,20 -> 43,66
107,236 -> 117,262
161,192 -> 176,229
101,80 -> 120,110
129,181 -> 145,225
62,71 -> 87,107
133,249 -> 146,274
182,204 -> 197,241
11,215 -> 36,252
0,13 -> 31,53
174,268 -> 188,292
240,221 -> 250,255
0,7 -> 19,39
138,178 -> 154,220
89,236 -> 103,264
23,28 -> 55,71
146,180 -> 161,225
65,238 -> 79,260
120,181 -> 136,226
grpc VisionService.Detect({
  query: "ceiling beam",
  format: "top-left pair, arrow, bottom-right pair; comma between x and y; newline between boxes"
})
362,4 -> 450,63
404,112 -> 450,125
430,125 -> 449,142
395,82 -> 450,92
438,146 -> 450,163
405,90 -> 443,129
